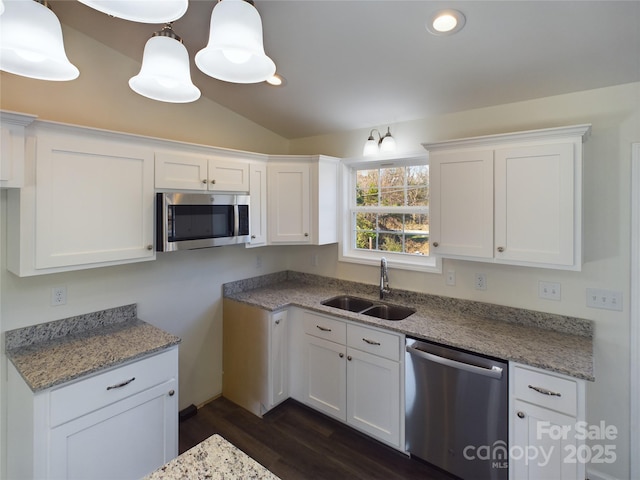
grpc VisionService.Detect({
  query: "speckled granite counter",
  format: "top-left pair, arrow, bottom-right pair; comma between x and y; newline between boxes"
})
5,304 -> 181,392
224,271 -> 594,381
144,434 -> 279,480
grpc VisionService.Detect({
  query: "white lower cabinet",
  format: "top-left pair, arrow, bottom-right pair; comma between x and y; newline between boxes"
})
297,310 -> 404,449
7,347 -> 179,480
222,299 -> 289,416
509,363 -> 586,480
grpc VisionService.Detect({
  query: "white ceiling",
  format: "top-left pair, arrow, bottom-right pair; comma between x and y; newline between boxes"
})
49,0 -> 640,139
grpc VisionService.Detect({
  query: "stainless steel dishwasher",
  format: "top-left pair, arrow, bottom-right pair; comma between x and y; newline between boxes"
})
405,338 -> 509,480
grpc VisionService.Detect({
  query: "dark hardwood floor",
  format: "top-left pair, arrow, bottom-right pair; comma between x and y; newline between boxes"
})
179,396 -> 456,480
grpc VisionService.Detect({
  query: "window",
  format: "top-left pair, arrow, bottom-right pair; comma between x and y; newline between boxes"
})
340,155 -> 440,272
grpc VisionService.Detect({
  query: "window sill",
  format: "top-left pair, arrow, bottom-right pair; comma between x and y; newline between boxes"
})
339,248 -> 442,274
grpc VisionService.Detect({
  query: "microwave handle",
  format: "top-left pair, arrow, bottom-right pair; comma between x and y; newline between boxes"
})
233,204 -> 240,237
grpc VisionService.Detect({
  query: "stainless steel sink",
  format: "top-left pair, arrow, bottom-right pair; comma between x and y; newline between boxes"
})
361,304 -> 416,321
321,295 -> 415,321
321,295 -> 374,312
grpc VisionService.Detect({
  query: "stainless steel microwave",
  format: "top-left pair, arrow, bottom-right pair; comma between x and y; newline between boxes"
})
156,192 -> 250,251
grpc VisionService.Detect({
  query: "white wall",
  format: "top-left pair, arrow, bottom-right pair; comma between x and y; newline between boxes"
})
288,82 -> 640,480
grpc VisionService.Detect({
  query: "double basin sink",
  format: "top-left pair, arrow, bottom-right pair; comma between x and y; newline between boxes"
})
321,295 -> 416,321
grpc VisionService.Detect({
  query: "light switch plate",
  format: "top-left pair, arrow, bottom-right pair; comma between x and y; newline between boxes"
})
538,281 -> 561,301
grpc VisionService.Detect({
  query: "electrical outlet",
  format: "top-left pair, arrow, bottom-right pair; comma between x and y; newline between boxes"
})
475,273 -> 487,291
539,281 -> 561,301
51,286 -> 67,306
446,270 -> 456,286
586,288 -> 623,311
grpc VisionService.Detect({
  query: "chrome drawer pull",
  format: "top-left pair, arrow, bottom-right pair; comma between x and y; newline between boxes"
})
362,338 -> 381,346
528,384 -> 561,397
316,325 -> 332,332
106,377 -> 136,391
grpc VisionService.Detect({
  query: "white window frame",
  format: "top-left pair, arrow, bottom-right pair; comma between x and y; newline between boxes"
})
338,154 -> 441,273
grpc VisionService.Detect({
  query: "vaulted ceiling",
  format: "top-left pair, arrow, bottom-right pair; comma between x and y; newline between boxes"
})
49,0 -> 640,139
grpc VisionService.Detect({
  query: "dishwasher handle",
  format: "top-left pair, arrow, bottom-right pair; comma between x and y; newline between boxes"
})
406,345 -> 503,379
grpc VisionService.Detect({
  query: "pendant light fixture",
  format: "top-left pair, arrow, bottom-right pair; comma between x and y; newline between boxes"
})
195,0 -> 276,84
0,0 -> 79,81
77,0 -> 188,24
129,24 -> 201,103
363,127 -> 397,156
0,0 -> 5,15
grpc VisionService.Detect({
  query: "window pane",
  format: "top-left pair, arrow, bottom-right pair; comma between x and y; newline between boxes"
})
405,213 -> 429,234
379,167 -> 405,206
407,165 -> 429,207
378,213 -> 403,233
356,169 -> 379,206
406,235 -> 429,255
355,212 -> 377,250
379,233 -> 403,252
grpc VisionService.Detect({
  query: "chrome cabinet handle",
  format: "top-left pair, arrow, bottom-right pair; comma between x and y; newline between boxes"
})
362,338 -> 381,346
528,385 -> 562,397
202,179 -> 207,184
347,355 -> 352,361
251,235 -> 256,239
169,389 -> 175,397
275,319 -> 280,325
517,411 -> 525,419
432,242 -> 439,247
339,352 -> 344,358
211,179 -> 216,184
497,246 -> 505,253
106,377 -> 135,390
304,233 -> 309,237
316,325 -> 331,332
146,245 -> 153,250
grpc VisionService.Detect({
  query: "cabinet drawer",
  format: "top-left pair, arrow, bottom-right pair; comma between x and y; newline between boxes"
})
513,365 -> 577,416
50,347 -> 178,427
303,311 -> 346,344
347,324 -> 401,361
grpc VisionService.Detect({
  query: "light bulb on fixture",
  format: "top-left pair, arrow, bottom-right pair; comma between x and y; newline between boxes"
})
427,9 -> 466,35
363,127 -> 397,156
129,24 -> 200,103
195,0 -> 276,84
0,0 -> 79,81
77,0 -> 188,24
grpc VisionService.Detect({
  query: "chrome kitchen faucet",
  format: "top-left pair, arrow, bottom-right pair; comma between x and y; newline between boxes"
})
380,257 -> 390,299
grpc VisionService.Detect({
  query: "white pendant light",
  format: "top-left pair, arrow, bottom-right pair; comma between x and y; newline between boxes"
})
195,0 -> 276,84
77,0 -> 188,24
0,0 -> 5,16
0,0 -> 79,81
129,24 -> 201,103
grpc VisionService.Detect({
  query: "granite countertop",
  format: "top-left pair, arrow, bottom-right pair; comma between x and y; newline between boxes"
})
144,434 -> 280,480
224,272 -> 594,381
5,305 -> 181,392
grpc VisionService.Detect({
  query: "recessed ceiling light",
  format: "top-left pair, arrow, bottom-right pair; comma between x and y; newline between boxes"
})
266,73 -> 286,86
427,9 -> 466,36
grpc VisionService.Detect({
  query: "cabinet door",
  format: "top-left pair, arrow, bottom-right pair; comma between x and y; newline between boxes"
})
346,347 -> 401,447
247,162 -> 267,247
429,149 -> 494,258
511,400 -> 579,480
268,164 -> 311,243
155,151 -> 208,191
49,380 -> 177,480
208,157 -> 249,192
35,132 -> 154,269
269,311 -> 289,409
305,335 -> 346,421
495,143 -> 576,266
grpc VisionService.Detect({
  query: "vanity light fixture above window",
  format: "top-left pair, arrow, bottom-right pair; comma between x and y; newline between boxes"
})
427,9 -> 466,36
363,127 -> 397,156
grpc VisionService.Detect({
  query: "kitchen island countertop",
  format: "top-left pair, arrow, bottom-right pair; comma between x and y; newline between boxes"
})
144,434 -> 280,480
224,271 -> 594,381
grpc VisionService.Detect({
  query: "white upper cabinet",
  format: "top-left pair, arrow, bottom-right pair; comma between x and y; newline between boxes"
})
425,125 -> 591,270
155,151 -> 249,192
0,111 -> 37,188
267,155 -> 339,245
7,123 -> 155,276
247,161 -> 268,247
